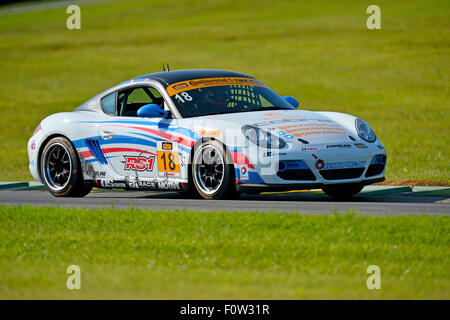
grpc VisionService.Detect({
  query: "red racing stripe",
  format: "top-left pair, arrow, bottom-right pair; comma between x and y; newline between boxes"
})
230,151 -> 254,169
102,147 -> 157,156
79,151 -> 93,158
106,124 -> 195,148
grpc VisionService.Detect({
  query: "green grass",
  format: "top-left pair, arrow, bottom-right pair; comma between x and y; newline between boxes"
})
0,0 -> 449,183
0,205 -> 448,299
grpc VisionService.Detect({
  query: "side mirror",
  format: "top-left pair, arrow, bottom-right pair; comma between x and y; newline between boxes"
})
137,104 -> 168,118
283,96 -> 299,108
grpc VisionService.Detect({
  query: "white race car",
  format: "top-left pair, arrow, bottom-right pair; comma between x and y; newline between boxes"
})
28,69 -> 386,199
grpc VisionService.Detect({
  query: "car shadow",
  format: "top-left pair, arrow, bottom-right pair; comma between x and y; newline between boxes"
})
121,190 -> 450,204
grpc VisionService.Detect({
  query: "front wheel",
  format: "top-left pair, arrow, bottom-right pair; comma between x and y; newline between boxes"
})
191,140 -> 236,200
40,136 -> 91,197
322,183 -> 363,199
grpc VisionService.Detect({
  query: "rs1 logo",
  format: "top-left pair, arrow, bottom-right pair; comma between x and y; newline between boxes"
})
124,156 -> 155,171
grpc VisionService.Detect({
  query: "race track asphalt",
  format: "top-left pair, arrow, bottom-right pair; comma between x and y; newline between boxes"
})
0,189 -> 449,215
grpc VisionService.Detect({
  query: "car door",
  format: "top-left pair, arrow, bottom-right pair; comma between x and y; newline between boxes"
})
97,85 -> 180,181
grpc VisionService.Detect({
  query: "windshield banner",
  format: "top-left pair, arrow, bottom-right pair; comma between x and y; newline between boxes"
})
166,77 -> 268,96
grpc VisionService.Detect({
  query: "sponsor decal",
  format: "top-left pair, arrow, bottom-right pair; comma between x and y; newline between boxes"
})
29,160 -> 34,169
179,155 -> 187,167
355,143 -> 368,148
199,129 -> 221,137
312,153 -> 324,170
377,144 -> 385,150
94,171 -> 106,177
326,144 -> 352,149
84,162 -> 106,179
254,120 -> 347,137
253,118 -> 333,127
264,113 -> 282,117
30,140 -> 36,150
157,181 -> 181,190
162,142 -> 173,150
323,161 -> 366,170
315,159 -> 324,170
263,152 -> 287,157
157,141 -> 180,176
128,180 -> 157,189
167,77 -> 267,96
157,151 -> 180,175
123,155 -> 155,171
172,83 -> 189,91
239,165 -> 249,180
100,180 -> 127,188
277,122 -> 348,138
301,147 -> 320,151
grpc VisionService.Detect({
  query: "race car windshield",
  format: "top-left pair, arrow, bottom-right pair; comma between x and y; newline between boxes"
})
166,77 -> 296,118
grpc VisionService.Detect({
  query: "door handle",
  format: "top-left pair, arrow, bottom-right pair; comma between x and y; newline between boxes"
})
100,130 -> 115,140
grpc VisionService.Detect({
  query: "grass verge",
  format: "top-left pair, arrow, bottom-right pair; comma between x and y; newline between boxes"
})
0,205 -> 448,299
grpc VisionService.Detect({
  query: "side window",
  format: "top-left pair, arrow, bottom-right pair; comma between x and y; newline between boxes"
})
148,87 -> 162,100
127,88 -> 152,104
101,92 -> 117,115
119,86 -> 165,117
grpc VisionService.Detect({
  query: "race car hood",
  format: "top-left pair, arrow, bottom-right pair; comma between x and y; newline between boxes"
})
199,109 -> 358,144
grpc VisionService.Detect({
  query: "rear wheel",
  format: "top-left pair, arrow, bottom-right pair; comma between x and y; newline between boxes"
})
322,183 -> 363,199
40,136 -> 91,197
191,140 -> 236,200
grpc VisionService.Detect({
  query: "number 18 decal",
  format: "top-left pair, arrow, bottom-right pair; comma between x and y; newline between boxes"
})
157,141 -> 180,176
174,92 -> 193,103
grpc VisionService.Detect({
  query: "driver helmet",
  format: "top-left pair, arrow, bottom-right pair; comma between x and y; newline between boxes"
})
204,86 -> 229,108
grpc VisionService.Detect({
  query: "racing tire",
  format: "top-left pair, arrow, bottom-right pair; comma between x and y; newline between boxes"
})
322,183 -> 363,199
40,136 -> 92,197
191,140 -> 236,200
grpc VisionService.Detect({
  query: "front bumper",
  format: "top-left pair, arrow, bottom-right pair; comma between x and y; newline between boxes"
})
236,177 -> 385,193
27,133 -> 43,182
234,141 -> 387,189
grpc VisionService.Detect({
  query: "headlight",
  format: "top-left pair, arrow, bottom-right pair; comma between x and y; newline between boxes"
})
355,119 -> 376,142
242,125 -> 286,149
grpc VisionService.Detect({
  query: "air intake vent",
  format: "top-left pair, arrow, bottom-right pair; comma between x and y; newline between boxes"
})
319,168 -> 364,180
277,160 -> 316,181
365,154 -> 387,177
297,138 -> 309,144
85,139 -> 108,165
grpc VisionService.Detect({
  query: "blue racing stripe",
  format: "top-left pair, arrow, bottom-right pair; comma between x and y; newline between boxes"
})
76,120 -> 198,140
131,132 -> 191,154
98,135 -> 157,148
